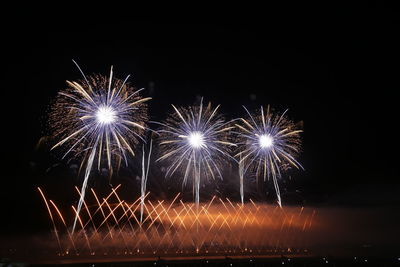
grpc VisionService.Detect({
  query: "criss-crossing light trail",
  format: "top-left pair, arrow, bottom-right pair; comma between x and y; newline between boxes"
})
38,186 -> 315,257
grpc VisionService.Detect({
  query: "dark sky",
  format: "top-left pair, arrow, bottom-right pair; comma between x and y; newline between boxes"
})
2,12 -> 400,235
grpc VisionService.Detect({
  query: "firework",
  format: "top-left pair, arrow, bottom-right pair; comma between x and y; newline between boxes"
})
235,106 -> 303,206
49,61 -> 151,231
155,98 -> 236,207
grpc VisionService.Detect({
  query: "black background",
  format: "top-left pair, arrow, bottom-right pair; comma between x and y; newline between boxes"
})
2,10 -> 399,237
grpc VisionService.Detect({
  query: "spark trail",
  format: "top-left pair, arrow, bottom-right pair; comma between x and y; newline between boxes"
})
140,139 -> 153,222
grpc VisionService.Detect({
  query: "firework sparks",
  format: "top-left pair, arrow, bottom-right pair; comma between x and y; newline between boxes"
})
235,106 -> 303,207
155,98 -> 236,207
49,61 -> 151,231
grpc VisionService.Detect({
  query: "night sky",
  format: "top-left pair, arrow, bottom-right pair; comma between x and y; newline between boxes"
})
2,12 -> 399,238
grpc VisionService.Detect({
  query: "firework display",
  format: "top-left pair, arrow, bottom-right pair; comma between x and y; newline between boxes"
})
49,63 -> 304,213
50,62 -> 151,231
234,106 -> 304,207
155,98 -> 236,206
42,62 -> 307,263
8,20 -> 397,266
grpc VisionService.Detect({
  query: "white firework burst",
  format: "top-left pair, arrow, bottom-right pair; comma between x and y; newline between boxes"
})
155,98 -> 236,206
235,105 -> 303,206
50,61 -> 151,231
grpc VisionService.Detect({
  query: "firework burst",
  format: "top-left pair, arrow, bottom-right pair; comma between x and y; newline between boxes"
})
155,98 -> 236,207
235,106 -> 303,206
49,61 -> 151,231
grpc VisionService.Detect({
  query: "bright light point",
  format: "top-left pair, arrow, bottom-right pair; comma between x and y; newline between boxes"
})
96,106 -> 116,124
259,134 -> 273,149
188,132 -> 204,149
